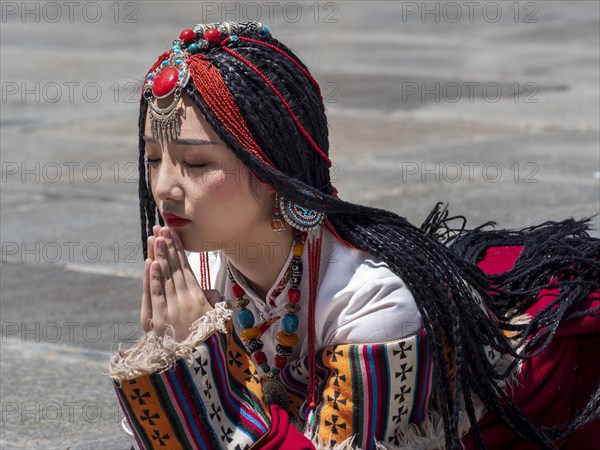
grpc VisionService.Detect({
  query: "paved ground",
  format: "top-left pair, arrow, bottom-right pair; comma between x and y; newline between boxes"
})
1,1 -> 598,448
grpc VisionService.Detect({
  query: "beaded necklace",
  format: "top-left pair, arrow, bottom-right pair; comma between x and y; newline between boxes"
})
226,228 -> 304,410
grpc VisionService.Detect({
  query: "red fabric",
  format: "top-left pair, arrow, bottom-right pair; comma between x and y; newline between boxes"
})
462,246 -> 600,449
255,404 -> 315,450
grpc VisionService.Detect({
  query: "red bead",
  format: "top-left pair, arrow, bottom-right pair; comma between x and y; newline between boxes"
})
151,67 -> 179,98
274,354 -> 287,369
179,29 -> 196,43
309,401 -> 316,409
232,284 -> 245,298
288,288 -> 301,304
205,28 -> 222,45
254,351 -> 267,365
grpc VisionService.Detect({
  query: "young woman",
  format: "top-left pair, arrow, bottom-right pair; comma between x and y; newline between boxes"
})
109,21 -> 599,449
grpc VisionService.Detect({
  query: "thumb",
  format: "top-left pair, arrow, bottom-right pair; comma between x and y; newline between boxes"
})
202,289 -> 223,308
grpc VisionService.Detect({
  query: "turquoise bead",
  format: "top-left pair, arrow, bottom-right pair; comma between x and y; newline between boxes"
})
261,26 -> 269,35
260,363 -> 271,373
237,309 -> 255,328
282,313 -> 299,334
171,44 -> 181,51
188,43 -> 200,54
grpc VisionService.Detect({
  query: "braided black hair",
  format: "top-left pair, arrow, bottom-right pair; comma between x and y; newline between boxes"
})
137,34 -> 599,449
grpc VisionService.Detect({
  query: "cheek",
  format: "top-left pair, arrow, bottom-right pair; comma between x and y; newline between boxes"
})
210,167 -> 256,212
189,163 -> 258,216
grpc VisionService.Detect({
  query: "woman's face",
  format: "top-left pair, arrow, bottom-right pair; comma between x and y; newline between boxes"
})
143,93 -> 273,252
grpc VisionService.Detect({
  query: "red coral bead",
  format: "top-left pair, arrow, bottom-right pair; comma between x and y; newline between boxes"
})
232,284 -> 245,298
179,29 -> 196,43
205,28 -> 222,45
288,288 -> 301,304
274,355 -> 287,369
151,67 -> 178,98
254,351 -> 267,365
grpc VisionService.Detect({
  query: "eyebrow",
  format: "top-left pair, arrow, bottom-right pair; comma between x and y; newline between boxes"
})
142,135 -> 219,146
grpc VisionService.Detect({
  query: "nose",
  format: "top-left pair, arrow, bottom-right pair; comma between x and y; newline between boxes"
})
152,157 -> 184,202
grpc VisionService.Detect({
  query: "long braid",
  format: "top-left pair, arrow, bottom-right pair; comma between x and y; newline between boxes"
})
136,33 -> 599,448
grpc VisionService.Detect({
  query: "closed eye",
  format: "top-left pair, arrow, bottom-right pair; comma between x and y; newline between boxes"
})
184,162 -> 208,168
146,158 -> 160,165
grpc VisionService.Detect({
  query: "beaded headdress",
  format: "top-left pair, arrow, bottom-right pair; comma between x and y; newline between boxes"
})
143,21 -> 270,144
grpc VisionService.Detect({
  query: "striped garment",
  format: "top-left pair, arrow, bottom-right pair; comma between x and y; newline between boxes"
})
114,319 -> 433,449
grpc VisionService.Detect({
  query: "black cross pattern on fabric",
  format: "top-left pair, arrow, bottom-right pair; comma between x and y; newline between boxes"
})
243,367 -> 260,383
325,348 -> 344,362
151,429 -> 170,446
394,384 -> 412,404
332,368 -> 346,387
290,360 -> 306,378
327,390 -> 347,410
140,409 -> 160,426
203,379 -> 213,398
393,342 -> 412,360
395,363 -> 413,382
130,388 -> 151,405
220,425 -> 234,443
194,355 -> 209,376
209,404 -> 222,422
228,350 -> 243,368
392,405 -> 409,424
389,429 -> 402,445
324,414 -> 347,435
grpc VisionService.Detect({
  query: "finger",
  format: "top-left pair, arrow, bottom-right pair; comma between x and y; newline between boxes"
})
153,224 -> 161,238
160,227 -> 187,289
171,230 -> 201,288
141,259 -> 153,332
148,235 -> 156,261
150,260 -> 168,323
155,236 -> 176,301
203,289 -> 222,308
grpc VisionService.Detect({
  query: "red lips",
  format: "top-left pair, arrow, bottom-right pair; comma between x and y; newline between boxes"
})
162,212 -> 191,228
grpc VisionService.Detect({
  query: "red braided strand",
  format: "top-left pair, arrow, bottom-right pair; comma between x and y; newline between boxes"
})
220,45 -> 332,168
230,36 -> 322,98
307,227 -> 323,409
188,56 -> 276,168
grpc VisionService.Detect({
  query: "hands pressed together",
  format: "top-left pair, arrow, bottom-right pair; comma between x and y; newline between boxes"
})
140,225 -> 221,341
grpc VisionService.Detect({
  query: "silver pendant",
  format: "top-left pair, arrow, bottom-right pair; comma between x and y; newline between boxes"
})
262,377 -> 289,410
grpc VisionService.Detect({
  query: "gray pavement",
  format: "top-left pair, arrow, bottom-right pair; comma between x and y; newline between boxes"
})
1,1 -> 599,448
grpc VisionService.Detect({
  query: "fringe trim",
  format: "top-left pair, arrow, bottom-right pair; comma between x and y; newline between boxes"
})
306,395 -> 485,450
108,302 -> 232,384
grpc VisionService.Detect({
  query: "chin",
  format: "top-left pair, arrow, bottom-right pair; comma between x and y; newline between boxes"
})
179,232 -> 222,254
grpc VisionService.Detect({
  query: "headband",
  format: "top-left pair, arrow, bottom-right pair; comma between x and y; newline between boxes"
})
142,20 -> 332,167
143,21 -> 269,144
